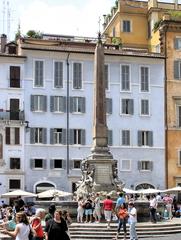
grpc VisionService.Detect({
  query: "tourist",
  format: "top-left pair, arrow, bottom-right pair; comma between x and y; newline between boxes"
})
14,196 -> 25,213
45,204 -> 56,223
1,211 -> 35,240
45,209 -> 70,240
115,192 -> 125,212
149,194 -> 157,223
163,194 -> 173,219
128,202 -> 138,240
83,195 -> 93,223
113,203 -> 128,240
31,208 -> 45,240
103,195 -> 114,229
156,192 -> 162,202
93,192 -> 101,223
77,196 -> 84,223
62,210 -> 72,226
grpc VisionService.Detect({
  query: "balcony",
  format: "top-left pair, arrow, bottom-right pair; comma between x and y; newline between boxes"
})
0,110 -> 25,121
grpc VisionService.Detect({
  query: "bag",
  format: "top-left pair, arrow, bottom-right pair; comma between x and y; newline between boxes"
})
112,213 -> 118,221
28,225 -> 33,240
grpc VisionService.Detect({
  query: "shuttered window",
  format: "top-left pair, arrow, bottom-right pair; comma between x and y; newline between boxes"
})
139,160 -> 153,171
50,96 -> 66,112
73,63 -> 82,89
54,61 -> 63,88
122,130 -> 130,146
174,38 -> 181,50
140,67 -> 149,92
50,128 -> 66,144
138,130 -> 153,147
6,127 -> 20,145
174,60 -> 181,80
122,20 -> 131,32
31,95 -> 47,112
50,159 -> 64,169
121,99 -> 134,115
70,97 -> 85,113
30,159 -> 47,169
34,60 -> 44,87
69,129 -> 85,145
108,130 -> 113,146
10,66 -> 20,88
121,65 -> 130,91
141,99 -> 149,115
106,98 -> 112,114
30,128 -> 47,144
178,106 -> 181,127
10,158 -> 20,169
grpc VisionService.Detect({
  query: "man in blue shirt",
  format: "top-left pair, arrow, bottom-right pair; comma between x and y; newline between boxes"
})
115,192 -> 125,212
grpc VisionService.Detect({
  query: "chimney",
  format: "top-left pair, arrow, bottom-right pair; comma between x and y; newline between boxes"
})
1,34 -> 7,53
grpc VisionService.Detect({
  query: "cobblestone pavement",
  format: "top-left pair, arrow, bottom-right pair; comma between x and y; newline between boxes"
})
142,234 -> 181,240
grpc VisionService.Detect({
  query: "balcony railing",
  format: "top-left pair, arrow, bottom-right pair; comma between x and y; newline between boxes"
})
0,110 -> 25,121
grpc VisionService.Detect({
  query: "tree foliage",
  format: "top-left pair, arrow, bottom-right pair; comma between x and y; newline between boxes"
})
26,30 -> 42,39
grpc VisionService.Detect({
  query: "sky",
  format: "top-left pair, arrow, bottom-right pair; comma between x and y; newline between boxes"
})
0,0 -> 116,40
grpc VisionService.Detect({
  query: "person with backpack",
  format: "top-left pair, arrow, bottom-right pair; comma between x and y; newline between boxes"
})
112,203 -> 128,240
84,196 -> 93,223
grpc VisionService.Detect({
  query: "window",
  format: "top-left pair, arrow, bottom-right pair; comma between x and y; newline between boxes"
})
104,64 -> 109,90
174,38 -> 181,50
6,127 -> 20,145
50,96 -> 66,112
69,129 -> 85,145
121,99 -> 134,115
122,130 -> 130,146
31,95 -> 47,112
138,130 -> 153,147
0,134 -> 3,159
9,179 -> 20,189
73,62 -> 82,89
122,20 -> 131,32
70,97 -> 85,113
178,106 -> 181,127
120,159 -> 131,171
73,160 -> 81,169
30,128 -> 47,144
141,99 -> 149,115
174,60 -> 181,80
34,60 -> 44,87
50,159 -> 64,169
108,129 -> 113,146
112,27 -> 116,37
10,66 -> 20,88
138,160 -> 153,171
121,65 -> 130,91
10,158 -> 20,169
54,61 -> 63,88
106,98 -> 112,114
178,151 -> 181,166
50,128 -> 66,144
30,158 -> 46,169
140,67 -> 149,92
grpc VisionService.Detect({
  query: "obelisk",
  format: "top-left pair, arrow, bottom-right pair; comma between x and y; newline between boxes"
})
76,33 -> 122,197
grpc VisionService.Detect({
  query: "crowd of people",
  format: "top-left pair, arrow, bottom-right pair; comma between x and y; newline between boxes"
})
0,191 -> 179,240
0,197 -> 71,240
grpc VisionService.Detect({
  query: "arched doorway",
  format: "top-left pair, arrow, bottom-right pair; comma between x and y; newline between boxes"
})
35,182 -> 55,194
135,183 -> 155,190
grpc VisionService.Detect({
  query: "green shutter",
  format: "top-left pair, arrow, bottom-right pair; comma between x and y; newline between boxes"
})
50,96 -> 54,112
82,97 -> 86,113
138,131 -> 142,146
81,129 -> 86,145
108,130 -> 113,146
148,131 -> 153,147
62,129 -> 67,145
50,128 -> 54,144
30,159 -> 35,169
174,61 -> 180,79
30,95 -> 35,111
50,159 -> 54,169
30,128 -> 35,144
42,128 -> 47,144
174,38 -> 179,49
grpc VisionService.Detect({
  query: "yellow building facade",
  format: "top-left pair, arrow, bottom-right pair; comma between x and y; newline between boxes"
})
103,0 -> 181,188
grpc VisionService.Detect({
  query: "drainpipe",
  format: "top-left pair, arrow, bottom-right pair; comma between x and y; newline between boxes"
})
164,24 -> 168,189
66,53 -> 70,175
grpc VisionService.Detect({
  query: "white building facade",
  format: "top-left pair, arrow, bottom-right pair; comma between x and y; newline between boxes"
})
0,35 -> 165,195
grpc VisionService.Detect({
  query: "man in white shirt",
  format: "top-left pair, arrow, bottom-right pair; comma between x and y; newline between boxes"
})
128,202 -> 138,240
149,194 -> 158,223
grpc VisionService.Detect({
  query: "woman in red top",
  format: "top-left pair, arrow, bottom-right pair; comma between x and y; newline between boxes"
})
113,203 -> 128,240
31,208 -> 45,240
103,195 -> 114,229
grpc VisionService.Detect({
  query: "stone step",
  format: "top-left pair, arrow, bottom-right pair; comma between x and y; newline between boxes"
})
69,220 -> 181,239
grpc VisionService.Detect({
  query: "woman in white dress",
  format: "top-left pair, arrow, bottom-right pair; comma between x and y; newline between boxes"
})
1,211 -> 35,240
77,197 -> 84,223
